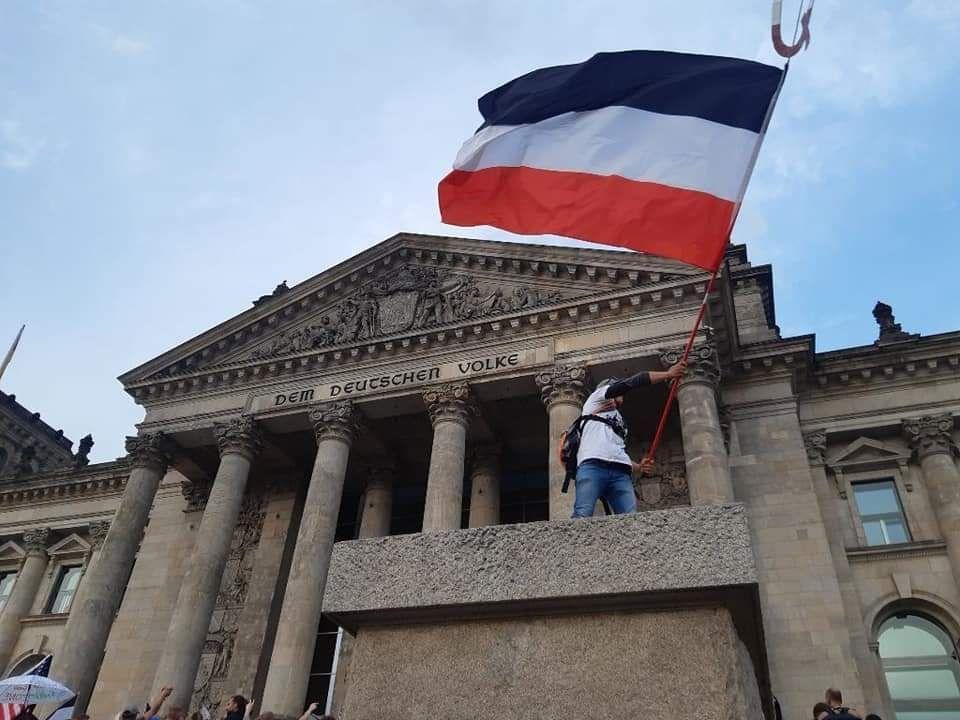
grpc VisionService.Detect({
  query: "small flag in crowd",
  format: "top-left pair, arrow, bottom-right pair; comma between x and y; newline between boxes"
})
0,655 -> 52,720
439,50 -> 783,271
43,696 -> 75,720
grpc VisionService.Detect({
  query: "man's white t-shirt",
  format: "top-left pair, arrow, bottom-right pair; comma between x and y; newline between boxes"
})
576,383 -> 631,468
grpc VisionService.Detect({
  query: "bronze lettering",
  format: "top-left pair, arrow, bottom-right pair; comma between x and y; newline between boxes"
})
329,385 -> 342,397
299,389 -> 315,403
274,394 -> 287,406
508,353 -> 519,366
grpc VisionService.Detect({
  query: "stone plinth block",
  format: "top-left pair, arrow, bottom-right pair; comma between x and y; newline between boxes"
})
324,504 -> 772,719
325,503 -> 757,619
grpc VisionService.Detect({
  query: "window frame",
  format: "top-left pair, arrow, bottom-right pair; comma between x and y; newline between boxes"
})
0,570 -> 17,611
851,478 -> 912,547
46,564 -> 83,615
877,611 -> 960,717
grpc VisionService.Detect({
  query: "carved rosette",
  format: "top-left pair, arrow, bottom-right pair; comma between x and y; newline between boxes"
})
423,383 -> 476,428
22,527 -> 51,555
803,430 -> 827,466
308,400 -> 362,444
214,416 -> 264,461
88,521 -> 111,550
535,364 -> 588,409
125,432 -> 172,471
903,414 -> 957,460
660,343 -> 720,389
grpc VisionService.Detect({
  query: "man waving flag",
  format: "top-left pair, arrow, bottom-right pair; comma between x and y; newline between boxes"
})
439,50 -> 783,272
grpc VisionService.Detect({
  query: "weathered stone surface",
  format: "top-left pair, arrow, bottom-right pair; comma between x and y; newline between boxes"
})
324,504 -> 755,617
341,607 -> 761,720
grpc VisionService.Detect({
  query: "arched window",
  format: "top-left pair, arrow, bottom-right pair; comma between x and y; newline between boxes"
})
5,653 -> 47,678
879,612 -> 960,718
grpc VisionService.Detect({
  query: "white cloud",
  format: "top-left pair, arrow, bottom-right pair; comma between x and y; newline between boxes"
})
112,34 -> 149,56
0,120 -> 45,171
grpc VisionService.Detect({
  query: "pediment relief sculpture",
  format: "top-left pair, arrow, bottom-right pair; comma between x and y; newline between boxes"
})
246,265 -> 564,363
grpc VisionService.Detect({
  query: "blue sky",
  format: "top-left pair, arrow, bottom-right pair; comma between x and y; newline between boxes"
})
1,1 -> 958,462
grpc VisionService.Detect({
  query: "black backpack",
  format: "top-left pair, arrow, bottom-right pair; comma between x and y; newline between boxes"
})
559,414 -> 629,492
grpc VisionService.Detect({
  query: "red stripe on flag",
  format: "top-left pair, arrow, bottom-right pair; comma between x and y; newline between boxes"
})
439,166 -> 734,271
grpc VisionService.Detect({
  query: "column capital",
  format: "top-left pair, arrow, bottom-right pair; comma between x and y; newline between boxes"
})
21,527 -> 51,555
309,400 -> 362,444
87,521 -> 111,550
903,414 -> 957,459
535,364 -> 588,409
803,430 -> 827,466
660,343 -> 720,389
214,415 -> 264,460
124,432 -> 172,471
423,383 -> 476,428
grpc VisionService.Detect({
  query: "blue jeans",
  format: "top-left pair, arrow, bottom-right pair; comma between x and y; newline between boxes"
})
572,459 -> 637,518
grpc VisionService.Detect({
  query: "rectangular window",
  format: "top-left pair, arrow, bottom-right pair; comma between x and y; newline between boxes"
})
853,480 -> 910,546
48,566 -> 83,614
0,571 -> 17,610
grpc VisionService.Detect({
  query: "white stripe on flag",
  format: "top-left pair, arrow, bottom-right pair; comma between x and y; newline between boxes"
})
44,696 -> 75,720
453,106 -> 759,202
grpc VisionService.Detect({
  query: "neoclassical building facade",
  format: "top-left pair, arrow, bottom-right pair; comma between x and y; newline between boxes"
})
0,233 -> 958,720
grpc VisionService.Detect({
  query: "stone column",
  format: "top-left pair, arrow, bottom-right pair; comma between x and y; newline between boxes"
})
903,414 -> 960,583
260,401 -> 360,717
421,383 -> 476,532
0,528 -> 50,671
55,432 -> 171,713
152,416 -> 263,710
536,365 -> 588,520
661,345 -> 733,505
358,464 -> 394,539
804,431 -> 889,717
468,444 -> 502,528
69,521 -> 111,628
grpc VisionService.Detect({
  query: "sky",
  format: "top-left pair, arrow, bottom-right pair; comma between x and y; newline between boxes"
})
1,1 -> 958,463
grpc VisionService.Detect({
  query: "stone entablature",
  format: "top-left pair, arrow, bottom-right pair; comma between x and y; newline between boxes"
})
119,235 -> 705,407
0,391 -> 75,479
0,460 -> 129,507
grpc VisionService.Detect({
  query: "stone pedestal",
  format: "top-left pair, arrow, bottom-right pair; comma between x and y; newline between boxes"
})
663,346 -> 733,505
536,365 -> 588,520
55,433 -> 170,713
904,415 -> 960,584
260,401 -> 360,717
324,505 -> 771,720
468,444 -> 501,528
0,528 -> 50,671
152,417 -> 262,710
422,384 -> 475,531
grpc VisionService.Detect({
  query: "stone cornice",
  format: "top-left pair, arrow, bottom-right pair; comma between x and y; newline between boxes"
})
0,461 -> 129,508
846,539 -> 948,564
123,272 -> 712,406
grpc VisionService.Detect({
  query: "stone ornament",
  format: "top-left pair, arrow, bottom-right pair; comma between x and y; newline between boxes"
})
248,265 -> 564,362
125,432 -> 172,470
660,343 -> 720,388
903,414 -> 957,459
535,364 -> 588,408
88,521 -> 111,550
803,430 -> 827,465
73,434 -> 94,468
22,527 -> 51,554
308,400 -> 362,444
423,383 -> 476,428
180,478 -> 212,513
214,415 -> 264,461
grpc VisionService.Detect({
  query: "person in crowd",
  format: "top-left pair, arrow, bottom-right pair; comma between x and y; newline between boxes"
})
76,715 -> 90,720
572,360 -> 686,518
823,688 -> 861,719
297,702 -> 333,720
222,695 -> 247,720
864,715 -> 882,720
813,703 -> 830,719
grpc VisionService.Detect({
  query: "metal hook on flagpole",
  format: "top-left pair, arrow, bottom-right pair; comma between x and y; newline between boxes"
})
772,0 -> 814,59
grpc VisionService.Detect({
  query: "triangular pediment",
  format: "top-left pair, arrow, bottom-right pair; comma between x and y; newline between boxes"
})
121,232 -> 699,387
829,437 -> 909,469
47,533 -> 90,557
0,541 -> 24,562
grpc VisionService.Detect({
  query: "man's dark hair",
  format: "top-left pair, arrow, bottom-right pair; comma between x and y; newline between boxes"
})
813,702 -> 830,719
864,715 -> 882,720
826,688 -> 844,705
231,696 -> 248,712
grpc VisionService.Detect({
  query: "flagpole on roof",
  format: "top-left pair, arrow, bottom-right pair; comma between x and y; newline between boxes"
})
0,325 -> 25,386
642,56 -> 793,464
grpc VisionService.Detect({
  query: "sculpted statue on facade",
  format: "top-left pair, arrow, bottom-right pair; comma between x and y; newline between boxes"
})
248,265 -> 563,362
